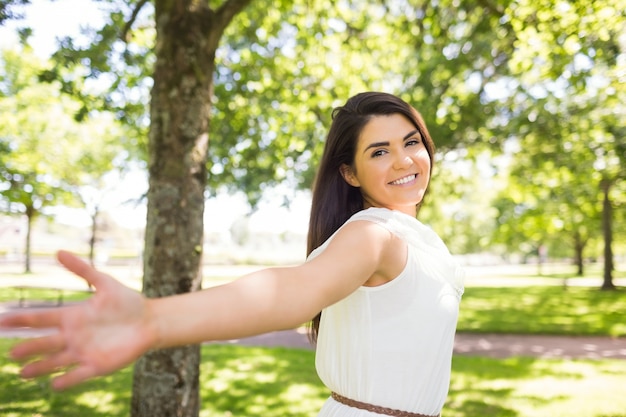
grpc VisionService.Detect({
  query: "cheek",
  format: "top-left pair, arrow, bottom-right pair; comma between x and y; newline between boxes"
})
357,159 -> 384,178
414,148 -> 431,169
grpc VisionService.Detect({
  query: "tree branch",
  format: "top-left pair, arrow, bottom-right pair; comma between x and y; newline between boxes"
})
121,0 -> 150,42
214,0 -> 254,36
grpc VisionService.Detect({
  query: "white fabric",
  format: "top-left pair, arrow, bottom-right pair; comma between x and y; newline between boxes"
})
308,207 -> 464,416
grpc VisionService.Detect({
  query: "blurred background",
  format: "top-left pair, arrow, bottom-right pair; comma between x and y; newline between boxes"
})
0,0 -> 623,281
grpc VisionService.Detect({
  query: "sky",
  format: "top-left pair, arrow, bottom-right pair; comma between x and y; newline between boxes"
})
0,0 -> 311,235
0,0 -> 104,57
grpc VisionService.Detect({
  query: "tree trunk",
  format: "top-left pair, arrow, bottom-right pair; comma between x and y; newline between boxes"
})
600,179 -> 615,290
573,231 -> 585,277
24,205 -> 33,273
89,206 -> 98,267
130,1 -> 252,416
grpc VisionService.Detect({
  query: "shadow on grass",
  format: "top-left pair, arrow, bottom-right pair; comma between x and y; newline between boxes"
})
0,341 -> 326,417
447,355 -> 626,417
0,360 -> 132,417
199,345 -> 326,416
445,356 -> 536,417
458,286 -> 626,336
3,339 -> 626,417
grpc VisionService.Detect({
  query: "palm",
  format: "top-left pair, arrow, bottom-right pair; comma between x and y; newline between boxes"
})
2,251 -> 155,390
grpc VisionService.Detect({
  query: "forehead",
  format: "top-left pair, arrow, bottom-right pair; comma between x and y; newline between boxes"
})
358,114 -> 417,144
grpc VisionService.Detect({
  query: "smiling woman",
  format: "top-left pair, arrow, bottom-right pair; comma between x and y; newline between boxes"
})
1,92 -> 464,417
339,114 -> 432,215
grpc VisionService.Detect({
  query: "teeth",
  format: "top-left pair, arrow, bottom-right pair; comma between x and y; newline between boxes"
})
390,174 -> 416,185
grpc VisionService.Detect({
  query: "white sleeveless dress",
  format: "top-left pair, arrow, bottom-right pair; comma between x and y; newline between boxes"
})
307,207 -> 464,416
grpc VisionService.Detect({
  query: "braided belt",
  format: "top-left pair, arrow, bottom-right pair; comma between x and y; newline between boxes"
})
331,392 -> 440,417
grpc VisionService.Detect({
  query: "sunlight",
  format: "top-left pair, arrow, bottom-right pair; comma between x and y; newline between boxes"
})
76,391 -> 125,414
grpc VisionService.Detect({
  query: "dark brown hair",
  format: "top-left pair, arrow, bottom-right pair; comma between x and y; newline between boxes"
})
306,92 -> 436,341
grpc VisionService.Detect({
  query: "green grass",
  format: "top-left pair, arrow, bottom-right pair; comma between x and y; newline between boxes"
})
3,284 -> 624,336
486,262 -> 626,281
1,340 -> 625,417
0,287 -> 92,305
446,355 -> 626,417
198,345 -> 326,416
458,286 -> 626,337
2,265 -> 624,416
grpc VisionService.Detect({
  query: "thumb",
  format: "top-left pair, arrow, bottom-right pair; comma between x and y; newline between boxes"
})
57,250 -> 107,289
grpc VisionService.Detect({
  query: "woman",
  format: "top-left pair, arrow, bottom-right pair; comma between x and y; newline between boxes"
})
1,92 -> 464,417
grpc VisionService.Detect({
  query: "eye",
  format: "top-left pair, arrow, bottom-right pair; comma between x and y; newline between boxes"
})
405,138 -> 421,147
371,149 -> 387,158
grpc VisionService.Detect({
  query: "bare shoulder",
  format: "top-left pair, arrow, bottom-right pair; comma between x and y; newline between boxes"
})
301,219 -> 405,298
324,218 -> 396,259
341,220 -> 407,286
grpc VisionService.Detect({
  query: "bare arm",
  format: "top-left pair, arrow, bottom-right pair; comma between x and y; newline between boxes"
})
0,220 -> 392,389
150,220 -> 392,348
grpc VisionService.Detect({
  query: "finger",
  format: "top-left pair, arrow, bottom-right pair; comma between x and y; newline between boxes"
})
0,308 -> 63,330
57,250 -> 106,289
10,333 -> 65,361
21,350 -> 75,379
52,365 -> 98,391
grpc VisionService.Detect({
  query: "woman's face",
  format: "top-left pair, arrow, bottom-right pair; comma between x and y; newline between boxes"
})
340,114 -> 431,216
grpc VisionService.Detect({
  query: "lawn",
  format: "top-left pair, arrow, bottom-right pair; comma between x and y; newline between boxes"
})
1,268 -> 625,416
458,286 -> 626,337
3,284 -> 624,337
0,287 -> 92,306
1,340 -> 625,417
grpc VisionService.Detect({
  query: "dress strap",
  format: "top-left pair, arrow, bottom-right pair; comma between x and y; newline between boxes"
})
331,392 -> 440,417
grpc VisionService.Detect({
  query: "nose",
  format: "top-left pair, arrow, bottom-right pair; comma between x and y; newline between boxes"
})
393,152 -> 413,170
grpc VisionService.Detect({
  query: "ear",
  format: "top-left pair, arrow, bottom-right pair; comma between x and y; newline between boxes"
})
340,164 -> 360,187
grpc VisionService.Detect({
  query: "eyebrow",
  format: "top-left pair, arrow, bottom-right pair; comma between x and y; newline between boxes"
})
363,129 -> 420,154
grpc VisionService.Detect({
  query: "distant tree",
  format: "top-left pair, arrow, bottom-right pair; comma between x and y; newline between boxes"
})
0,38 -> 129,271
72,115 -> 129,267
502,0 -> 625,288
0,44 -> 81,272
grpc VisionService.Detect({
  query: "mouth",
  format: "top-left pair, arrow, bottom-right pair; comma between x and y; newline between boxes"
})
389,174 -> 417,185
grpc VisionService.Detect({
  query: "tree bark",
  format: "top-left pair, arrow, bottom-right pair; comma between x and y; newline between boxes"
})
24,205 -> 33,273
600,178 -> 615,290
573,231 -> 585,277
89,206 -> 98,267
130,1 -> 252,416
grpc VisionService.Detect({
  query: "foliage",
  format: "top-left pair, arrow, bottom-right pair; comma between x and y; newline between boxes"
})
0,0 -> 28,24
209,0 -> 519,207
421,152 -> 502,254
0,40 -> 130,268
0,45 -> 79,215
44,0 -> 153,162
486,0 -> 625,281
0,0 -> 623,255
210,0 -> 406,205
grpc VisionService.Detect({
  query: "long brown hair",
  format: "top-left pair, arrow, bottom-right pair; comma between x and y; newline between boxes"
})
307,92 -> 436,341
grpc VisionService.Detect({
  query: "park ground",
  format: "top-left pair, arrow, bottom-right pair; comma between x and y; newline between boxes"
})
1,259 -> 625,359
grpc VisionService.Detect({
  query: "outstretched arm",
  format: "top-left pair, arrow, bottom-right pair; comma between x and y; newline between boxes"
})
0,220 -> 394,390
1,250 -> 158,390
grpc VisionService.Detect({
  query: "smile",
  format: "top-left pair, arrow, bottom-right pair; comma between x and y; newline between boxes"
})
389,174 -> 417,185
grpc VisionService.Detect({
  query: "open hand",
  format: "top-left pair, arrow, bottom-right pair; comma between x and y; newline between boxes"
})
0,251 -> 157,390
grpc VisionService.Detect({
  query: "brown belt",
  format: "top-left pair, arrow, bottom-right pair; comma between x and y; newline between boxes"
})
331,392 -> 440,417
